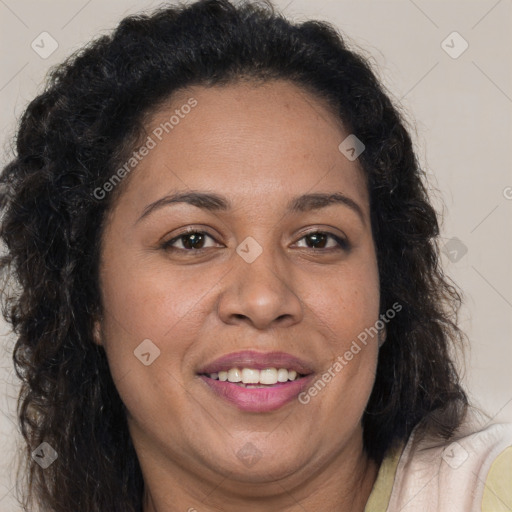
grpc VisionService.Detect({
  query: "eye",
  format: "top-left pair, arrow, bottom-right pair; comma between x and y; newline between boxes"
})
295,231 -> 350,251
161,229 -> 350,254
161,230 -> 220,252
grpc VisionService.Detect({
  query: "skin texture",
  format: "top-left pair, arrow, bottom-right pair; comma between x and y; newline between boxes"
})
95,80 -> 381,512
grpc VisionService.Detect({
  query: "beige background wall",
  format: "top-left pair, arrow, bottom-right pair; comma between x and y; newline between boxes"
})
1,1 -> 511,509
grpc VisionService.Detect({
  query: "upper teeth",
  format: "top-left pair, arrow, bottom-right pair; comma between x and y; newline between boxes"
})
207,368 -> 299,385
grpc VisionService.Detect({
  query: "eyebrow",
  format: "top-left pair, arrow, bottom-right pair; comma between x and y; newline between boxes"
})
136,190 -> 366,226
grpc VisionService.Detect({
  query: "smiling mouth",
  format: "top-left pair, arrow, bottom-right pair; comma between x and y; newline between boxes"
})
197,367 -> 315,413
198,367 -> 309,387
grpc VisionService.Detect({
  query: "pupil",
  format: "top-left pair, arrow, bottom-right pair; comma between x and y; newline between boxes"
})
184,233 -> 204,249
308,233 -> 326,248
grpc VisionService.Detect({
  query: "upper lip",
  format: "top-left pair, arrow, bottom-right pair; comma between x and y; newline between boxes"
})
197,350 -> 315,375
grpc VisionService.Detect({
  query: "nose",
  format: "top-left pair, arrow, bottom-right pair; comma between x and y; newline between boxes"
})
216,243 -> 304,330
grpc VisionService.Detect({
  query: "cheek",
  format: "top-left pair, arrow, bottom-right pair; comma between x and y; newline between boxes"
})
303,270 -> 380,433
99,256 -> 221,341
300,250 -> 380,404
97,263 -> 202,429
97,254 -> 223,401
306,257 -> 380,345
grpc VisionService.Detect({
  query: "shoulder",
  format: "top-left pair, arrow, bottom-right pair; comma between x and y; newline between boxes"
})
387,408 -> 512,512
481,442 -> 512,511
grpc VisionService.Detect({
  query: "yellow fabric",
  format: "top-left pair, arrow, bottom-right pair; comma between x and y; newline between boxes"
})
364,443 -> 404,512
482,445 -> 512,512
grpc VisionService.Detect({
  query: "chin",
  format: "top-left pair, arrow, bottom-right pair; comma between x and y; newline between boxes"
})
214,448 -> 308,484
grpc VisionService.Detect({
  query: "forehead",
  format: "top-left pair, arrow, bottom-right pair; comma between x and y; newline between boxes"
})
112,79 -> 369,219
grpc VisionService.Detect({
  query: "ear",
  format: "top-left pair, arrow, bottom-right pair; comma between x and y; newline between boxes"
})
378,325 -> 387,348
92,318 -> 103,346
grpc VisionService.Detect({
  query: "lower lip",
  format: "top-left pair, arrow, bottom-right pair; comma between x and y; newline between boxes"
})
198,375 -> 315,413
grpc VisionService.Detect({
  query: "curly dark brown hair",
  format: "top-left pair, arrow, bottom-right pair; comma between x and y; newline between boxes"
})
0,0 -> 468,511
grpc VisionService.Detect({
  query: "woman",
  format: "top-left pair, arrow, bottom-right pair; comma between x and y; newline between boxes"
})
1,0 -> 510,511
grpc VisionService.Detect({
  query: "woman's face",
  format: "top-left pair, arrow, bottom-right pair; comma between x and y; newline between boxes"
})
96,80 -> 380,490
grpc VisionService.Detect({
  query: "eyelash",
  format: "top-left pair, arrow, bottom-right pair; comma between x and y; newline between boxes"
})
161,229 -> 350,253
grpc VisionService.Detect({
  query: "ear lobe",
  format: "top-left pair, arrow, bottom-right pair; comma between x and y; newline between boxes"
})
378,325 -> 387,348
92,319 -> 103,346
